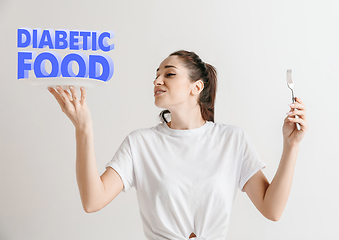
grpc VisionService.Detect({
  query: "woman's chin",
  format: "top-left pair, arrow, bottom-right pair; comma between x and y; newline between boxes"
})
154,101 -> 166,109
154,103 -> 164,108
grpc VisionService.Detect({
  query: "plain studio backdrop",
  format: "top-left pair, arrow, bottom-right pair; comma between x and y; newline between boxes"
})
1,0 -> 338,239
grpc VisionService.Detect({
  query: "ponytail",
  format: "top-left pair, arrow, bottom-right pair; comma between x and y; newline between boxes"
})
199,62 -> 217,122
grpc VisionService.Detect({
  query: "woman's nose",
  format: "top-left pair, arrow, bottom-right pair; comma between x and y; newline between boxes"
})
153,78 -> 163,86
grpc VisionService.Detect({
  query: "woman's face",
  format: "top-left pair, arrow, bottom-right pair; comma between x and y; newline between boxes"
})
153,55 -> 201,109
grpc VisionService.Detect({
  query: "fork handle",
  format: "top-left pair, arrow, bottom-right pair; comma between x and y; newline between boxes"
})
293,97 -> 301,131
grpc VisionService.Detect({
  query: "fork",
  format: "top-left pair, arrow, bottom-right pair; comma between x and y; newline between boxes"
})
286,69 -> 301,131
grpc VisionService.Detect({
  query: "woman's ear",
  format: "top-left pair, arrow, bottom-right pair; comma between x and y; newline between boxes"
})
191,80 -> 204,95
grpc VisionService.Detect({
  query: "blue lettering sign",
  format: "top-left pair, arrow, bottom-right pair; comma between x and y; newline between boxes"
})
17,28 -> 115,82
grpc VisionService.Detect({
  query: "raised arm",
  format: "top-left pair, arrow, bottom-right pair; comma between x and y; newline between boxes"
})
243,97 -> 308,221
48,85 -> 124,213
76,127 -> 124,213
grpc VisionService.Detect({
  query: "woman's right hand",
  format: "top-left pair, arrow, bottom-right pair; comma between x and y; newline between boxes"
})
48,85 -> 93,131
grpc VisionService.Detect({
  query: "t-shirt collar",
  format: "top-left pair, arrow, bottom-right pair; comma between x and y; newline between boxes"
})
157,120 -> 213,137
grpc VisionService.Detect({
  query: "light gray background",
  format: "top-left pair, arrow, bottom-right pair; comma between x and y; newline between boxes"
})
1,0 -> 338,239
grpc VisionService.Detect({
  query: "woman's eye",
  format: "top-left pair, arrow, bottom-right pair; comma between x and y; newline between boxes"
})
155,73 -> 175,80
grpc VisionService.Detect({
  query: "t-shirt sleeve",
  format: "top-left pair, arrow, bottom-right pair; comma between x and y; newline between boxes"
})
105,134 -> 135,193
238,129 -> 266,192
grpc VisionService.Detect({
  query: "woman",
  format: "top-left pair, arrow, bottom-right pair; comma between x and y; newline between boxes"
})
48,50 -> 308,240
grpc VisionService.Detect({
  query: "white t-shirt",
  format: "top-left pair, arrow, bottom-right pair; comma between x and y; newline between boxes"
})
106,120 -> 266,240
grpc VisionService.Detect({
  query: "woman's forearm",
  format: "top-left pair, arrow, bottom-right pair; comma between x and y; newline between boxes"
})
263,141 -> 300,221
75,126 -> 105,213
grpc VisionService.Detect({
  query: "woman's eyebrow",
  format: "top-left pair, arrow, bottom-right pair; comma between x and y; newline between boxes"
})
156,65 -> 178,72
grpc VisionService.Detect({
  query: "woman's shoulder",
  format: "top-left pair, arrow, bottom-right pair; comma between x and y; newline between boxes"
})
125,123 -> 160,139
212,121 -> 244,134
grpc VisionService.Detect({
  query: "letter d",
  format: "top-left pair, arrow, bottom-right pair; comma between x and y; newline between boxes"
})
89,54 -> 114,82
18,28 -> 33,48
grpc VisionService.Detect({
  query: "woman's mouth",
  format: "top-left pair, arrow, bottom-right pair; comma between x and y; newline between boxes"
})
154,91 -> 166,96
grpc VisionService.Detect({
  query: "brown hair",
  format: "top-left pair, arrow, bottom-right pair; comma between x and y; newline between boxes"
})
158,50 -> 218,123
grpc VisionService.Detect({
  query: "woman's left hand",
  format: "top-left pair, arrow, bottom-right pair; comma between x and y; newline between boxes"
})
282,97 -> 309,146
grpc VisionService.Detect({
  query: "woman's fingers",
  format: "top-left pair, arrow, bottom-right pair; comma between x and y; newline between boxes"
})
69,86 -> 81,108
287,109 -> 306,119
64,90 -> 73,102
48,85 -> 91,129
56,86 -> 70,102
55,86 -> 76,112
80,87 -> 86,103
48,87 -> 66,110
289,97 -> 306,111
295,97 -> 304,105
287,97 -> 306,118
48,85 -> 86,110
287,97 -> 309,131
287,114 -> 308,131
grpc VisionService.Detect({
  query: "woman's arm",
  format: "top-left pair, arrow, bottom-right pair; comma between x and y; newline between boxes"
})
245,144 -> 299,221
49,86 -> 124,213
76,126 -> 125,213
75,126 -> 106,213
244,97 -> 308,221
262,141 -> 299,221
243,142 -> 299,221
